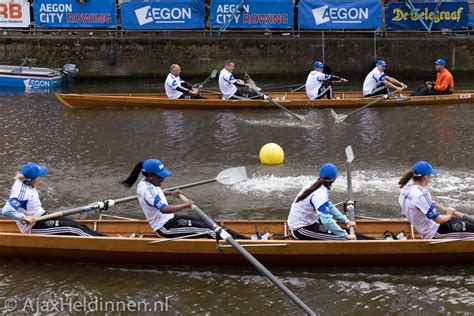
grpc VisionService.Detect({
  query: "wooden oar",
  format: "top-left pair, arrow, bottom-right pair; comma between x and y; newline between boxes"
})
194,69 -> 217,89
245,72 -> 305,121
454,210 -> 474,225
33,167 -> 248,222
330,88 -> 404,123
344,146 -> 356,237
178,193 -> 315,315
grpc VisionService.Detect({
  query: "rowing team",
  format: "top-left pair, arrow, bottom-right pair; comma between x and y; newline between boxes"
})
3,159 -> 473,241
165,58 -> 454,101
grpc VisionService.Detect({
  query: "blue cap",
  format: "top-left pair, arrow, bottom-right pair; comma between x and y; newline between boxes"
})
412,161 -> 438,177
313,61 -> 324,69
143,159 -> 171,178
435,58 -> 446,65
21,162 -> 48,181
376,60 -> 387,67
319,163 -> 338,181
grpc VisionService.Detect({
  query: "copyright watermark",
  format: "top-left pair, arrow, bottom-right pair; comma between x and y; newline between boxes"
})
2,293 -> 173,313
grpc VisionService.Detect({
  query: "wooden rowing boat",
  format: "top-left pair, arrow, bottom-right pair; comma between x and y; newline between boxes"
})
1,219 -> 472,266
55,91 -> 474,109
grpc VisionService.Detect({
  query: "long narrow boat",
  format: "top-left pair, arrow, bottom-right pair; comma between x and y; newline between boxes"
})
55,91 -> 474,110
0,219 -> 472,266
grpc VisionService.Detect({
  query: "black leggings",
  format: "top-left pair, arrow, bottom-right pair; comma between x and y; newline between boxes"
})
179,94 -> 207,99
230,87 -> 264,100
411,85 -> 451,96
291,222 -> 373,240
156,215 -> 248,240
316,81 -> 334,99
364,84 -> 390,97
433,218 -> 474,239
31,216 -> 105,237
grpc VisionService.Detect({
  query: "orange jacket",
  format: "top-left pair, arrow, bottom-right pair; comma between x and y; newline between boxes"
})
434,68 -> 454,93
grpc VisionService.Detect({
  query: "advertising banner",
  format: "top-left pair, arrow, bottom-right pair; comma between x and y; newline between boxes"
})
210,0 -> 293,29
0,0 -> 31,28
298,0 -> 382,30
386,2 -> 469,30
34,0 -> 117,28
120,0 -> 205,30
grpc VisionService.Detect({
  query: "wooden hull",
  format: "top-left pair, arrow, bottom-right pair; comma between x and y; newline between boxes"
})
55,91 -> 474,110
0,220 -> 472,266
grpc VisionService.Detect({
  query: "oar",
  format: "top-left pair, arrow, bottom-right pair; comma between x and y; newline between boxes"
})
330,88 -> 404,123
345,146 -> 356,236
178,193 -> 315,315
245,72 -> 305,121
195,69 -> 217,89
453,210 -> 474,225
33,167 -> 247,222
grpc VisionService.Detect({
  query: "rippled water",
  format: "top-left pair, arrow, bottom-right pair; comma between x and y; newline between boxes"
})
0,78 -> 473,314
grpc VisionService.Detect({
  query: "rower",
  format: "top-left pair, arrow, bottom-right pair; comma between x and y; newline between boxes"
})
288,163 -> 364,241
218,60 -> 263,100
363,60 -> 407,97
165,64 -> 206,99
305,61 -> 348,100
121,159 -> 248,239
411,59 -> 454,96
398,161 -> 474,239
1,162 -> 104,236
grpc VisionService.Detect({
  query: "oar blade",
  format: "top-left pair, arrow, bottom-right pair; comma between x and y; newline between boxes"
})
330,109 -> 346,123
216,166 -> 248,185
345,145 -> 354,163
211,69 -> 217,79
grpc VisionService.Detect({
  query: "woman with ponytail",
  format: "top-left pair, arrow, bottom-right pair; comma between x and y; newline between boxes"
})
121,159 -> 247,240
398,161 -> 474,239
287,163 -> 357,240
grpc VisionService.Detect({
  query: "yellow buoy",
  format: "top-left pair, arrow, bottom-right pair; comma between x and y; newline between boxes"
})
259,143 -> 284,165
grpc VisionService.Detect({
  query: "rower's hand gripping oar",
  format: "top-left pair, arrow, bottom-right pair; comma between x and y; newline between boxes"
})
177,193 -> 315,316
345,146 -> 356,237
245,72 -> 305,122
330,87 -> 405,123
32,166 -> 248,223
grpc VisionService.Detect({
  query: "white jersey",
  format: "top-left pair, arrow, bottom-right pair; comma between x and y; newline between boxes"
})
136,179 -> 174,231
1,180 -> 46,233
399,185 -> 440,239
165,73 -> 184,99
306,70 -> 330,100
288,184 -> 330,230
219,68 -> 238,100
363,67 -> 387,96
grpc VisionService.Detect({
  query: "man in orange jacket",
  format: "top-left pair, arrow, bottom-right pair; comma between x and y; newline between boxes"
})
411,59 -> 454,96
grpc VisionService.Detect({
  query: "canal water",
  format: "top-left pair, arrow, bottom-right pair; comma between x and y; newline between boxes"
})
0,78 -> 473,314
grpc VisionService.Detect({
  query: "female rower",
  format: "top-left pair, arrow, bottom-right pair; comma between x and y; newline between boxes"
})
121,159 -> 248,239
398,161 -> 474,239
288,163 -> 359,240
2,162 -> 104,236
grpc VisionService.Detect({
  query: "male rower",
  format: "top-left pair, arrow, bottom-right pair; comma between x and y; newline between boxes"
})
165,64 -> 206,99
218,60 -> 263,100
363,60 -> 407,97
306,61 -> 348,100
411,59 -> 454,96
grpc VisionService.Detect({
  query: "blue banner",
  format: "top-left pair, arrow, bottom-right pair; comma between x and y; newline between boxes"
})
386,2 -> 469,30
34,0 -> 117,28
120,0 -> 205,30
210,0 -> 293,29
298,0 -> 382,30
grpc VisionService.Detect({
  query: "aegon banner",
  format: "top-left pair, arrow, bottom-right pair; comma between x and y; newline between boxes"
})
34,0 -> 117,28
120,0 -> 205,30
386,2 -> 469,30
298,0 -> 382,29
0,0 -> 30,28
210,0 -> 293,29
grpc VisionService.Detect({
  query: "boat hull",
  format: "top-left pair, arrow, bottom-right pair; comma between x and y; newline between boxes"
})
0,220 -> 472,266
55,91 -> 474,110
0,65 -> 63,90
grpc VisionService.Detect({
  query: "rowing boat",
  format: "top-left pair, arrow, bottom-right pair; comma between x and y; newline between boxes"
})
1,219 -> 472,266
55,91 -> 474,109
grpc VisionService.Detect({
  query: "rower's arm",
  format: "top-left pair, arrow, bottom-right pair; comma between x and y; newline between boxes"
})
386,76 -> 405,88
433,214 -> 453,224
433,76 -> 449,92
327,201 -> 349,224
161,203 -> 192,214
2,198 -> 27,221
319,213 -> 349,238
181,81 -> 193,90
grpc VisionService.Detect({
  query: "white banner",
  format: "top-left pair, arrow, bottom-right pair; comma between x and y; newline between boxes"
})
0,0 -> 31,28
